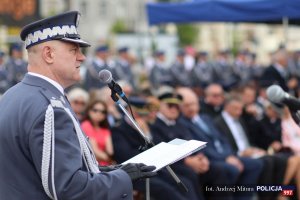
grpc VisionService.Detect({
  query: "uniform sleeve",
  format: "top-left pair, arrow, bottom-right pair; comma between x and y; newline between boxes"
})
29,107 -> 133,200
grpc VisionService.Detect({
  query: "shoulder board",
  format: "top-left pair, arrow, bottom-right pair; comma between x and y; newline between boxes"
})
39,88 -> 66,109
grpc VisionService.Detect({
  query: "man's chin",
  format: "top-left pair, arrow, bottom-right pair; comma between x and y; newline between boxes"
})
66,78 -> 81,88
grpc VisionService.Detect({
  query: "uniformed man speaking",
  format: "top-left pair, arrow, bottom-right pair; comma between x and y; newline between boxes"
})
0,11 -> 155,200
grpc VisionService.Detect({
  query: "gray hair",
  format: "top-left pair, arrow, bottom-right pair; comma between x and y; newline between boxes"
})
67,87 -> 89,103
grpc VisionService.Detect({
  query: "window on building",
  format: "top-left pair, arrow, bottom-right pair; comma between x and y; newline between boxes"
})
99,0 -> 107,18
81,1 -> 87,16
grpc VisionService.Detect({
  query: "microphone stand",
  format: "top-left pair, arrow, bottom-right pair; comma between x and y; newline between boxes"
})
110,92 -> 188,200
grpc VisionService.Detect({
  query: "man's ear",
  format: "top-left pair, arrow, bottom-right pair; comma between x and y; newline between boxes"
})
42,46 -> 54,64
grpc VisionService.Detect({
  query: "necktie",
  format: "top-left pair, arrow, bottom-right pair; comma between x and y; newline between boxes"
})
196,117 -> 210,134
195,117 -> 224,153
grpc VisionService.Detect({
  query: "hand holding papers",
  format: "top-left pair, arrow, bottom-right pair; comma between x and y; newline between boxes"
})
123,138 -> 207,172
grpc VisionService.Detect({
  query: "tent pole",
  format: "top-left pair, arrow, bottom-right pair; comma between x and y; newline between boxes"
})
283,17 -> 289,48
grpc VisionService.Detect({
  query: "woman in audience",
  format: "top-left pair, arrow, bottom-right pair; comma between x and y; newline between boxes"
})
81,99 -> 114,166
281,106 -> 300,154
90,87 -> 123,127
260,103 -> 300,200
279,106 -> 300,200
253,101 -> 283,152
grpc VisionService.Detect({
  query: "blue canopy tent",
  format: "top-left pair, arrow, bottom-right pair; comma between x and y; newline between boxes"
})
146,0 -> 300,25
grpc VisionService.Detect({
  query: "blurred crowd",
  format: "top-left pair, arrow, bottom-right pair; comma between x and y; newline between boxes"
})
2,42 -> 300,200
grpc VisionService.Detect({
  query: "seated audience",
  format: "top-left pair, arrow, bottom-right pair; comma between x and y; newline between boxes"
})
150,87 -> 236,200
214,94 -> 300,200
178,87 -> 263,200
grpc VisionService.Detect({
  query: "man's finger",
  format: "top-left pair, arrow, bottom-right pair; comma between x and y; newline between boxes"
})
140,165 -> 156,172
142,171 -> 157,178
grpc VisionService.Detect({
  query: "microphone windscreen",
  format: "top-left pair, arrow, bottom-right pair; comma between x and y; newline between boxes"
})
99,69 -> 112,83
266,85 -> 285,103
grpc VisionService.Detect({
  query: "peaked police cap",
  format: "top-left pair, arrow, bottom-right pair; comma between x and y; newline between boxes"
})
20,11 -> 90,49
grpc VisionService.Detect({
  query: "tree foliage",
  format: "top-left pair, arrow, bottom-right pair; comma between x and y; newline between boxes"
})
176,24 -> 198,47
111,19 -> 129,33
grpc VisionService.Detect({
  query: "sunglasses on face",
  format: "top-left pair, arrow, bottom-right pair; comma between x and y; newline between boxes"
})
91,108 -> 107,114
166,103 -> 180,109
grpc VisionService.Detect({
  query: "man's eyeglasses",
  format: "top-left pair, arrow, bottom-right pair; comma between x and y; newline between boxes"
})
91,108 -> 107,114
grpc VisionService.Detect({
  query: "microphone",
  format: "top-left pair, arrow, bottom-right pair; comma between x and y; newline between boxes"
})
266,85 -> 300,111
98,69 -> 128,102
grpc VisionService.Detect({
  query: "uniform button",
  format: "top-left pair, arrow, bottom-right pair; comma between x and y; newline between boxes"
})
121,193 -> 128,198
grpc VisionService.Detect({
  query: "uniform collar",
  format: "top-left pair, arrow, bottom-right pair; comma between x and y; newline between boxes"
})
28,72 -> 64,94
22,74 -> 64,98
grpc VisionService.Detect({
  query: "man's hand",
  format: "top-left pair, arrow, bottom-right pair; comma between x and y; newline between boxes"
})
270,141 -> 282,152
197,154 -> 210,173
226,155 -> 244,172
287,77 -> 298,89
184,153 -> 210,174
120,163 -> 156,182
240,147 -> 266,158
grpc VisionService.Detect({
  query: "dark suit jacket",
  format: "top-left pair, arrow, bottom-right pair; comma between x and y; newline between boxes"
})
252,115 -> 282,150
199,100 -> 223,119
111,119 -> 151,163
260,65 -> 289,91
214,114 -> 254,153
0,74 -> 132,200
179,114 -> 234,161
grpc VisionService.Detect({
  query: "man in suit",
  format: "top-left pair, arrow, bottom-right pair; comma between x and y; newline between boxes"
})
200,83 -> 225,119
214,94 -> 268,156
214,94 -> 288,200
260,49 -> 298,94
178,87 -> 263,200
0,11 -> 155,200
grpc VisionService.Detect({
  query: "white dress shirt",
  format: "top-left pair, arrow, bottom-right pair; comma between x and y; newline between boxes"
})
222,111 -> 250,152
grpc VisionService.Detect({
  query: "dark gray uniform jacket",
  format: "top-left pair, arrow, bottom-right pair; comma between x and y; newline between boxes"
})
0,74 -> 132,200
